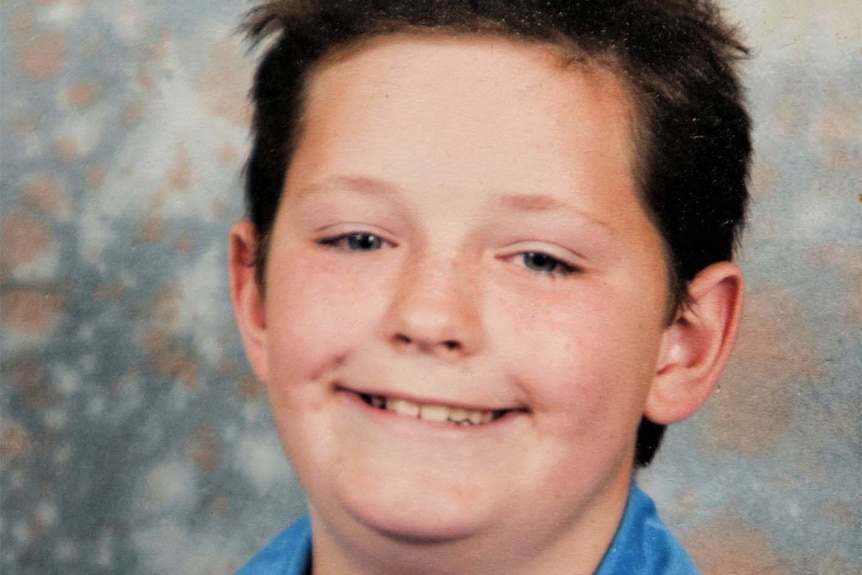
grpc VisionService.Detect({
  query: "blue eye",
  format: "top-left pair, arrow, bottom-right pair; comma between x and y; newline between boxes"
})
522,251 -> 577,276
319,232 -> 385,251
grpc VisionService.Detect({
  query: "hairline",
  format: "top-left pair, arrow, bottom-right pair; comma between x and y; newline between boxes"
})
255,27 -> 684,319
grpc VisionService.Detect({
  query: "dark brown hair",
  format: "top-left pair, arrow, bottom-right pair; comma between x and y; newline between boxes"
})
242,0 -> 752,467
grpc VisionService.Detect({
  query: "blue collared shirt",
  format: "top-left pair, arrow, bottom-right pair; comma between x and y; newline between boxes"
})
237,484 -> 699,574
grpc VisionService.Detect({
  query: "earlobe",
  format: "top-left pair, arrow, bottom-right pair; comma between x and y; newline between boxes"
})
228,221 -> 270,384
645,262 -> 744,425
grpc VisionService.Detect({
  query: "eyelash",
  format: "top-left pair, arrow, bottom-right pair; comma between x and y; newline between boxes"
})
317,233 -> 580,277
519,251 -> 580,276
318,232 -> 389,251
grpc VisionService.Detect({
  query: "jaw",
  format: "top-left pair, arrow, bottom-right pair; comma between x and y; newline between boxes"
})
269,360 -> 641,575
304,446 -> 636,575
282,384 -> 634,541
278,385 -> 533,541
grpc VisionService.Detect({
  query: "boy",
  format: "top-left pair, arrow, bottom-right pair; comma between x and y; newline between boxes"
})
228,0 -> 751,573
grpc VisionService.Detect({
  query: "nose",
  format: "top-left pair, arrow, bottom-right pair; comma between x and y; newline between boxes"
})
383,253 -> 483,359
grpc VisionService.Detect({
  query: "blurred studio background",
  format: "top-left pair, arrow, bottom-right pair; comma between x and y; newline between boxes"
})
1,0 -> 859,573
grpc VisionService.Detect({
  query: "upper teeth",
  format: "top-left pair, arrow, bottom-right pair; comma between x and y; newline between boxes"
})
364,394 -> 498,425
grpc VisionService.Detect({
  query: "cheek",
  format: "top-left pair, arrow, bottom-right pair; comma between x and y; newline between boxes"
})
491,282 -> 663,429
264,254 -> 390,381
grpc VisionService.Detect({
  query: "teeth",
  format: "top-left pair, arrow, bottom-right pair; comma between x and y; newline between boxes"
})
388,398 -> 419,417
369,394 -> 501,426
448,408 -> 468,423
466,410 -> 484,425
419,404 -> 450,422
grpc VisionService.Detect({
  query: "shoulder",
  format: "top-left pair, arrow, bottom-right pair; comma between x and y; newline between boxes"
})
237,516 -> 312,575
595,484 -> 701,575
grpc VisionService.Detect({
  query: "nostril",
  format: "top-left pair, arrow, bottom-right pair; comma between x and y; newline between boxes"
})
392,333 -> 462,352
393,334 -> 412,345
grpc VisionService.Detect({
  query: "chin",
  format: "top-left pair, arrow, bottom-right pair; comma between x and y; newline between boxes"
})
352,506 -> 484,544
332,473 -> 492,544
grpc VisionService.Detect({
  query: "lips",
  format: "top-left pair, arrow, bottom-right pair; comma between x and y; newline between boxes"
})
358,392 -> 510,426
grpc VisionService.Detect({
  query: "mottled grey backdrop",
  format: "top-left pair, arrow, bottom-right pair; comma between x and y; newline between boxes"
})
1,0 -> 859,573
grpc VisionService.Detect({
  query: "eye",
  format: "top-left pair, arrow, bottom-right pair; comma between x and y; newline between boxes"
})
319,232 -> 387,251
521,251 -> 578,276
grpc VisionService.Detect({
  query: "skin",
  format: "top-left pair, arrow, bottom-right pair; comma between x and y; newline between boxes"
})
231,34 -> 743,575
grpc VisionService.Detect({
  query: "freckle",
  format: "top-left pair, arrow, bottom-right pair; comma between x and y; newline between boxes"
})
66,80 -> 101,109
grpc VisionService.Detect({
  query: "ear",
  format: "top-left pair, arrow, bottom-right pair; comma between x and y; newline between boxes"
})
645,261 -> 744,425
228,221 -> 270,384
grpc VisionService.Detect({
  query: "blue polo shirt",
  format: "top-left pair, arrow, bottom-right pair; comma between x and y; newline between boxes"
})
237,484 -> 699,574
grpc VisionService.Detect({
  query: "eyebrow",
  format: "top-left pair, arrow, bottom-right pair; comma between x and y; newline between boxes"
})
497,193 -> 614,232
291,175 -> 402,200
293,179 -> 615,233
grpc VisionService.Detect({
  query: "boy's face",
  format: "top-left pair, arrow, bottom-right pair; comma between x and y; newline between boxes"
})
245,35 -> 674,564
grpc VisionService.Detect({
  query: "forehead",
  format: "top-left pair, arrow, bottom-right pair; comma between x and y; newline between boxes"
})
287,34 -> 642,222
304,33 -> 636,144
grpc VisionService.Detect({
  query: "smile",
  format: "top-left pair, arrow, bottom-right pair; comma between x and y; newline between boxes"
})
358,393 -> 509,426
